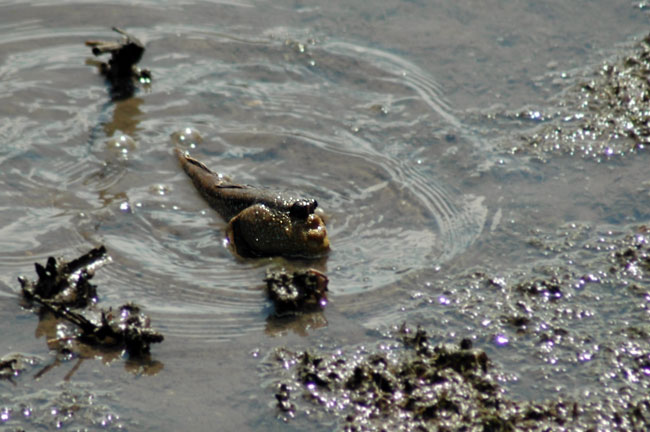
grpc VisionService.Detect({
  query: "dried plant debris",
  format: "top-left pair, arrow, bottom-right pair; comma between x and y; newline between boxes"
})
18,246 -> 108,308
265,268 -> 329,316
18,247 -> 163,358
37,301 -> 164,358
500,33 -> 650,158
85,27 -> 152,99
270,326 -> 650,431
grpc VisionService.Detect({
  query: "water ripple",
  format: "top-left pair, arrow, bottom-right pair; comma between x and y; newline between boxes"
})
0,23 -> 485,341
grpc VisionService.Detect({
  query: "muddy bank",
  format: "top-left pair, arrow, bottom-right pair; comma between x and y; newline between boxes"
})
265,224 -> 650,431
268,327 -> 649,431
485,32 -> 650,160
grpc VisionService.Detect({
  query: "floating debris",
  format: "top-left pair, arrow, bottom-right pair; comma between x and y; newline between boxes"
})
18,245 -> 108,308
18,247 -> 163,359
264,268 -> 329,315
36,301 -> 164,358
85,27 -> 152,99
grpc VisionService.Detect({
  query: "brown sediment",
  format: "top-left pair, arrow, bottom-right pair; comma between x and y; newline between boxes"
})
270,326 -> 650,431
264,268 -> 329,316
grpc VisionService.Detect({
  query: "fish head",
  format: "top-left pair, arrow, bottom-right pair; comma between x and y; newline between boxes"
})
227,203 -> 330,258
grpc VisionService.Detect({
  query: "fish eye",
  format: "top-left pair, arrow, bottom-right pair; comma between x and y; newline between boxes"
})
290,200 -> 317,219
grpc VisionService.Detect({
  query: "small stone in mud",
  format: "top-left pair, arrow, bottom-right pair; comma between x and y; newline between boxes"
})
0,353 -> 41,383
369,104 -> 389,115
459,337 -> 473,350
515,277 -> 563,299
18,245 -> 109,308
264,269 -> 329,315
85,27 -> 151,99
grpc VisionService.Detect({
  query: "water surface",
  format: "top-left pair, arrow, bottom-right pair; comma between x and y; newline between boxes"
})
1,1 -> 649,430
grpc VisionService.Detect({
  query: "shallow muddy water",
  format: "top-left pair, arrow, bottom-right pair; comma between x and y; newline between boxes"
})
1,1 -> 649,430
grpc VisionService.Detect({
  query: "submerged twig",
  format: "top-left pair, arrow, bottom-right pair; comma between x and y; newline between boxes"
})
85,27 -> 152,99
18,245 -> 108,308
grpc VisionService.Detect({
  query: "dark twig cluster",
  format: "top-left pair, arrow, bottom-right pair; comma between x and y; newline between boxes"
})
18,246 -> 163,358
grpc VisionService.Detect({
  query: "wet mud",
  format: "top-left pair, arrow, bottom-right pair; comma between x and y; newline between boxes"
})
265,268 -> 329,316
488,32 -> 650,159
263,220 -> 650,430
0,381 -> 124,430
271,329 -> 596,431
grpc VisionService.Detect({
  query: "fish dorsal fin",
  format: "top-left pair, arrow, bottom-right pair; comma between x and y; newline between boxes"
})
216,184 -> 247,189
